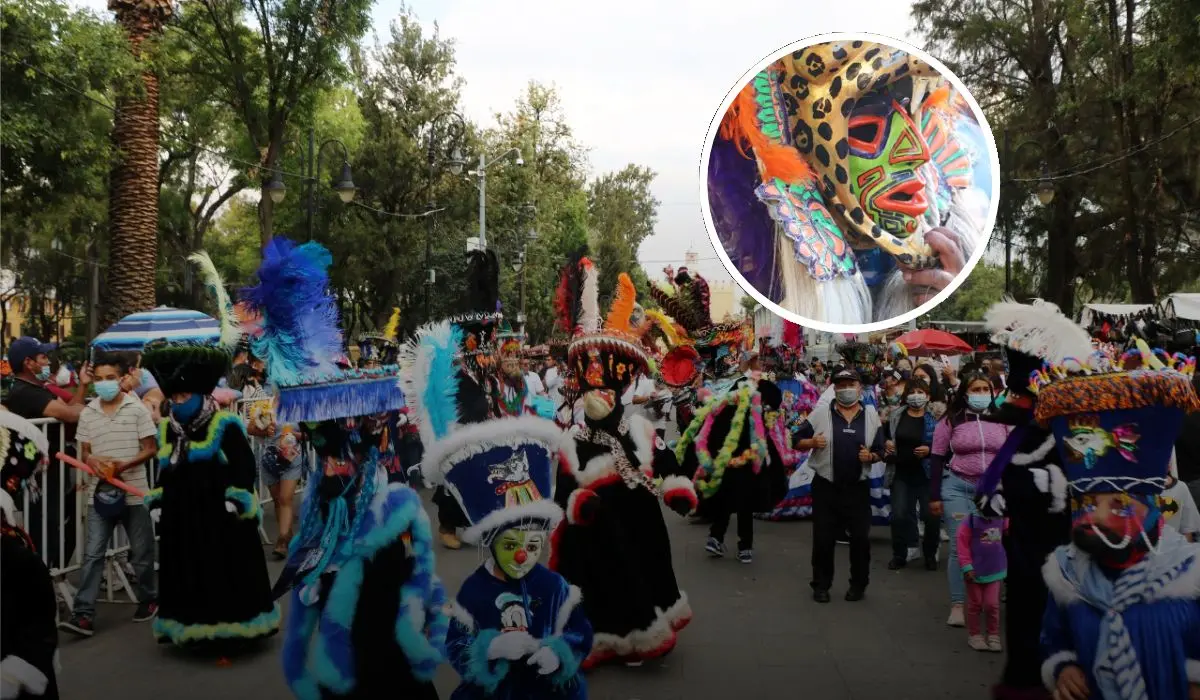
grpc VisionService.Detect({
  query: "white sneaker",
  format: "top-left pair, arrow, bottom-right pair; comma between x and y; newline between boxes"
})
967,635 -> 989,651
946,604 -> 965,627
906,547 -> 921,562
986,635 -> 1003,652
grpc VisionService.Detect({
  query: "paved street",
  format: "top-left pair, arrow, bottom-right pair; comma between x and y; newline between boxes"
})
57,490 -> 1002,700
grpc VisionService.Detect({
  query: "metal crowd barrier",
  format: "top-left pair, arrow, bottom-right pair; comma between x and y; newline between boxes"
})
22,407 -> 309,614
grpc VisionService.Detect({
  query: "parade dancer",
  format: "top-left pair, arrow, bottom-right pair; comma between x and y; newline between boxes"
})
972,299 -> 1093,699
551,258 -> 697,669
141,252 -> 279,652
239,238 -> 448,699
0,409 -> 59,700
1034,342 -> 1200,700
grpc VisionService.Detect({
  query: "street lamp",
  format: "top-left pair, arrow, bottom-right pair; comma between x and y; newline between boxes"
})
425,111 -> 468,323
263,128 -> 357,240
470,147 -> 525,251
516,203 -> 537,336
1001,130 -> 1055,295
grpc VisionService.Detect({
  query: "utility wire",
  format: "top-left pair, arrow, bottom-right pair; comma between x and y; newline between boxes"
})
1008,114 -> 1200,183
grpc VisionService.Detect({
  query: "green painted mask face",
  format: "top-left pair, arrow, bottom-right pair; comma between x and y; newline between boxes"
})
491,528 -> 545,579
846,96 -> 932,238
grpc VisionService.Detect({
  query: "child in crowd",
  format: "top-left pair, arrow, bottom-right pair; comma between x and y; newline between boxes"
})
956,509 -> 1008,652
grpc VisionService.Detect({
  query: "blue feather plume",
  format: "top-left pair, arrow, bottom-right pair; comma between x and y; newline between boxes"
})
241,238 -> 343,386
398,321 -> 461,446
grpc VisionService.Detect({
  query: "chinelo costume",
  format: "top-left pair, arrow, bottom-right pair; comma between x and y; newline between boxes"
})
0,409 -> 60,700
140,252 -> 279,651
972,299 -> 1093,700
240,238 -> 448,700
708,41 -> 992,324
358,310 -> 418,485
550,257 -> 697,669
1035,340 -> 1200,700
403,312 -> 592,699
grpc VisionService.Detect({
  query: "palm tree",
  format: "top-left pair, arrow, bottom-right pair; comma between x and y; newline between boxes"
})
101,0 -> 173,326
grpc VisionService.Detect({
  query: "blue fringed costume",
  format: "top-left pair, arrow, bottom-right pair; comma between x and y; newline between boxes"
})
1033,344 -> 1200,700
239,238 -> 449,699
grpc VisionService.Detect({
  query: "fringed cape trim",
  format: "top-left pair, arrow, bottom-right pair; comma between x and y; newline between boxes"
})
152,605 -> 281,645
587,611 -> 676,665
157,411 -> 246,465
282,484 -> 448,699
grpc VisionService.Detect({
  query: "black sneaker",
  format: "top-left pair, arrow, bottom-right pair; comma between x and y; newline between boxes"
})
924,556 -> 939,571
845,587 -> 866,602
704,537 -> 725,557
887,557 -> 907,570
737,548 -> 752,564
812,589 -> 831,603
133,600 -> 158,623
59,614 -> 95,637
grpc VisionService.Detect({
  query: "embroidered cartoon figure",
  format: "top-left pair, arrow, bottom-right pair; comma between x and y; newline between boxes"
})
982,527 -> 1003,543
1063,416 -> 1139,468
496,592 -> 529,632
488,451 -> 532,485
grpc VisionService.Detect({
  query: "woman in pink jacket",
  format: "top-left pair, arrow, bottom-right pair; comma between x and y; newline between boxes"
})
929,372 -> 1010,628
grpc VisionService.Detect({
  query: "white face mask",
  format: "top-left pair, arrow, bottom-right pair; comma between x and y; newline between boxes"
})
835,387 -> 860,406
907,394 -> 929,409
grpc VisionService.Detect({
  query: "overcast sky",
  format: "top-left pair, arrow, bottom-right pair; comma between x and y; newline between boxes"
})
72,0 -> 926,288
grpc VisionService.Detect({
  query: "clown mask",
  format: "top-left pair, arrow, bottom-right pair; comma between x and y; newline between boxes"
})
847,94 -> 931,238
583,389 -> 617,421
491,528 -> 545,580
1070,492 -> 1160,569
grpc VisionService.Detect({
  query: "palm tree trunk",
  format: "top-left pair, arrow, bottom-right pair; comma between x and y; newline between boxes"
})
102,0 -> 173,327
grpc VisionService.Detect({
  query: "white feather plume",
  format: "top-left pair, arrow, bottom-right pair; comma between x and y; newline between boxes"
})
984,297 -> 1092,364
579,261 -> 600,333
0,409 -> 49,459
187,251 -> 240,348
398,320 -> 460,447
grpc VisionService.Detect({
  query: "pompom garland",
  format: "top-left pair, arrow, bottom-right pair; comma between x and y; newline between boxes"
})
674,386 -> 769,499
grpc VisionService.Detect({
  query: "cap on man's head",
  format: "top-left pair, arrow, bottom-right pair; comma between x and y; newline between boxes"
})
832,367 -> 861,384
7,337 -> 57,370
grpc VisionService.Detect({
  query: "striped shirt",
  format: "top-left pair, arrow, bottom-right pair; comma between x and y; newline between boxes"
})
76,393 -> 157,505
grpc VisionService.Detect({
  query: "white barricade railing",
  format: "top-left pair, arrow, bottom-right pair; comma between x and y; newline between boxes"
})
234,398 -> 310,546
23,407 -> 310,613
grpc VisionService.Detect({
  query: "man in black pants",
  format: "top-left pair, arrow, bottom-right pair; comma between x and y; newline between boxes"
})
796,369 -> 884,603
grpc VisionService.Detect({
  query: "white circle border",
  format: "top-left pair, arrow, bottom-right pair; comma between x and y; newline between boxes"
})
698,31 -> 1002,335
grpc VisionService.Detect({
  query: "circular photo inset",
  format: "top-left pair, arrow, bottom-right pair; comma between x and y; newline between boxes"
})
701,33 -> 1000,333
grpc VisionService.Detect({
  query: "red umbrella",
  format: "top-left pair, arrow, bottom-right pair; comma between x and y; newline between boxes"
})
892,329 -> 973,356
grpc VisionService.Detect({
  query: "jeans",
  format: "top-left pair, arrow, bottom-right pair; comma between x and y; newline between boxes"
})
811,476 -> 872,592
889,476 -> 939,561
942,472 -> 978,605
73,504 -> 157,618
708,467 -> 754,550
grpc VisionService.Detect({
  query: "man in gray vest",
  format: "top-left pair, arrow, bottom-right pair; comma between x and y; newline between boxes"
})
795,368 -> 885,603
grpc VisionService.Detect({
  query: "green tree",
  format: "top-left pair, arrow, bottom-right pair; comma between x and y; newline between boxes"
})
926,263 -> 1006,321
587,164 -> 660,307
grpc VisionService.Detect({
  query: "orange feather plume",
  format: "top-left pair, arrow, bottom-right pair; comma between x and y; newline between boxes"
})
718,70 -> 813,184
604,273 -> 637,334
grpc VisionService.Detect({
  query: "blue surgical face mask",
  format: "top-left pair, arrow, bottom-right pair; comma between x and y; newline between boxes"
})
906,394 -> 929,409
967,394 -> 992,412
35,365 -> 51,381
94,380 -> 122,401
171,394 -> 204,423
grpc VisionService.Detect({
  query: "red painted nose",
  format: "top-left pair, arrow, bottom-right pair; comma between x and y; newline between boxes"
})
513,550 -> 528,564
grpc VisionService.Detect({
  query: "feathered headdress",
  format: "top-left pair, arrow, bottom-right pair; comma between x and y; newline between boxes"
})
187,251 -> 240,348
554,247 -> 589,335
564,258 -> 653,392
382,308 -> 402,343
650,268 -> 713,336
398,320 -> 463,447
240,238 -> 404,423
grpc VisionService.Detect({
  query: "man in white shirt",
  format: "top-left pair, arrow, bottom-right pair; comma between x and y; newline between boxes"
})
622,372 -> 657,421
1164,452 -> 1199,541
522,357 -> 546,397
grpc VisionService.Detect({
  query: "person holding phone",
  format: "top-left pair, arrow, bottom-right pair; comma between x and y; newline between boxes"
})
794,368 -> 885,603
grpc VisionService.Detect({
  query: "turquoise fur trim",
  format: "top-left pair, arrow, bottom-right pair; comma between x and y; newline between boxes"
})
158,412 -> 246,466
152,604 -> 280,645
224,486 -> 260,522
290,485 -> 448,693
544,635 -> 582,688
282,596 -> 322,700
143,487 -> 163,510
464,628 -> 509,694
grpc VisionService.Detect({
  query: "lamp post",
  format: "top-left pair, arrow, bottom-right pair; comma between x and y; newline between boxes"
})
1001,129 -> 1056,295
513,203 -> 537,337
264,128 -> 357,241
470,147 -> 524,251
424,111 -> 468,323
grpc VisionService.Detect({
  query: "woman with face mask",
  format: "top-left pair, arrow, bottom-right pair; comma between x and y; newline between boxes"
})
883,379 -> 940,571
913,363 -> 947,420
551,260 -> 697,669
140,278 -> 279,652
928,373 -> 1012,628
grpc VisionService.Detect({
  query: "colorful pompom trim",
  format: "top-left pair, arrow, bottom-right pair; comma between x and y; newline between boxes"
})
158,411 -> 246,465
1034,369 -> 1200,424
152,604 -> 280,645
675,386 -> 769,500
224,486 -> 261,522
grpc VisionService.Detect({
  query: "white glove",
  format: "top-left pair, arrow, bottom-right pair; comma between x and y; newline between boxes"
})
1,656 -> 48,698
150,508 -> 161,524
526,645 -> 561,675
486,631 -> 538,661
225,501 -> 237,514
1030,468 -> 1050,494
